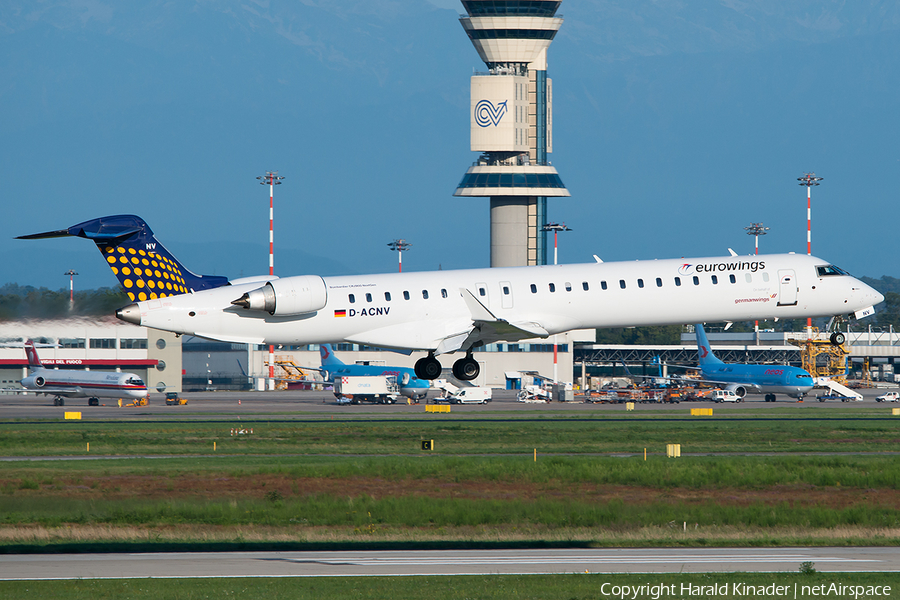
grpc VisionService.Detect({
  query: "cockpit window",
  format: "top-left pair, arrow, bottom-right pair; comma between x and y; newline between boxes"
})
126,377 -> 145,386
816,265 -> 848,277
797,374 -> 812,380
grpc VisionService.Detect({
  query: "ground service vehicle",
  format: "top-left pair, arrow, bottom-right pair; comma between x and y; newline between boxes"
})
712,389 -> 741,403
447,387 -> 492,404
876,391 -> 900,402
165,392 -> 187,405
333,376 -> 400,404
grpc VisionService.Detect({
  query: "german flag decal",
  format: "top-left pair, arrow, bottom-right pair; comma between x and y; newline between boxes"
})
334,309 -> 347,318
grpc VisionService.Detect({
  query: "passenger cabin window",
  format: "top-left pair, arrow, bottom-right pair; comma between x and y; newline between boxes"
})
762,272 -> 770,282
503,286 -> 510,295
349,294 -> 356,304
619,280 -> 626,289
582,282 -> 589,291
530,284 -> 537,293
745,273 -> 752,283
729,274 -> 736,284
656,278 -> 662,287
711,275 -> 718,284
637,279 -> 644,289
693,276 -> 700,286
365,293 -> 372,302
601,281 -> 608,290
478,287 -> 486,297
441,289 -> 448,298
422,290 -> 429,299
817,265 -> 848,277
549,283 -> 556,292
674,277 -> 681,287
565,282 -> 572,292
384,292 -> 391,301
403,291 -> 410,300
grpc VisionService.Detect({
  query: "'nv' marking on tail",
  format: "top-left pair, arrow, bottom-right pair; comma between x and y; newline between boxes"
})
17,215 -> 229,302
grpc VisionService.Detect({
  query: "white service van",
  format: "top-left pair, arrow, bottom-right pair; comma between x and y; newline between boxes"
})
712,390 -> 741,403
448,387 -> 492,404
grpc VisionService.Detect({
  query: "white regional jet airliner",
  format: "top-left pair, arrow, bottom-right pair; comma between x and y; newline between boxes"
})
19,215 -> 883,383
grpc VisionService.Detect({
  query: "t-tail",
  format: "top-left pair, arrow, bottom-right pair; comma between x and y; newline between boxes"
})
24,339 -> 42,369
320,344 -> 346,368
17,215 -> 229,302
694,324 -> 724,366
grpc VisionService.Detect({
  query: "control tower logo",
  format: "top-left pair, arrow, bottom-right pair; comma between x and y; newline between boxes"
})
475,99 -> 508,127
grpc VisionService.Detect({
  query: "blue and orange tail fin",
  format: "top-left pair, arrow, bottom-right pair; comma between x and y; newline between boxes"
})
17,215 -> 229,302
24,339 -> 42,369
694,324 -> 724,366
320,344 -> 346,368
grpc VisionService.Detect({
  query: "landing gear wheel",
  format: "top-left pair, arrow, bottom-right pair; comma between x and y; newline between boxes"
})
54,397 -> 65,406
415,355 -> 443,380
830,332 -> 846,346
452,356 -> 480,381
88,398 -> 99,406
765,394 -> 776,403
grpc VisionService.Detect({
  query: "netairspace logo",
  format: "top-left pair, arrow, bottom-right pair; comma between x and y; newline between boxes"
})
599,581 -> 892,600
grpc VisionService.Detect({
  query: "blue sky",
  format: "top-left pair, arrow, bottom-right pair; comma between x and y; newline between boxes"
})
1,1 -> 898,291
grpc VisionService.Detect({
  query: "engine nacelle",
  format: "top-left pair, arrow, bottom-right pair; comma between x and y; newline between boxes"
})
231,276 -> 327,316
727,385 -> 747,398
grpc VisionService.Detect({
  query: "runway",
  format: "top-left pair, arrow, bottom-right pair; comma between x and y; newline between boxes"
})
2,548 -> 899,580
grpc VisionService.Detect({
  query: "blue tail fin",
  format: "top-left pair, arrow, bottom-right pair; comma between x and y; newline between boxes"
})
18,215 -> 229,302
320,344 -> 346,368
694,324 -> 723,366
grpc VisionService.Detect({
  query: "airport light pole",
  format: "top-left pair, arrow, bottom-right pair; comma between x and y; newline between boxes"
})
542,223 -> 571,384
744,223 -> 769,343
387,239 -> 411,273
257,171 -> 284,391
798,173 -> 822,336
64,270 -> 78,310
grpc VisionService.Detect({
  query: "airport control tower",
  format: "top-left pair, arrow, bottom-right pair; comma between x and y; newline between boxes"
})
453,1 -> 569,267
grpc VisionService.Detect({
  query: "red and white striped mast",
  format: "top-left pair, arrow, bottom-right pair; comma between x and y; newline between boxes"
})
798,172 -> 822,336
257,171 -> 283,390
387,239 -> 411,273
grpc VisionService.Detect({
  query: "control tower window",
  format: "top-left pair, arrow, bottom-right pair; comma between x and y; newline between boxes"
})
462,1 -> 561,17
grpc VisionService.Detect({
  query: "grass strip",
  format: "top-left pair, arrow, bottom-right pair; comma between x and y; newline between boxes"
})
1,573 -> 899,600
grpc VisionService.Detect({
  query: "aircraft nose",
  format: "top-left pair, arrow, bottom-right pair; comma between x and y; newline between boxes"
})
116,303 -> 142,325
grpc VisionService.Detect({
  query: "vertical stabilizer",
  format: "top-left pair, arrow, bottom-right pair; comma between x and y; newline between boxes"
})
320,344 -> 346,368
24,340 -> 42,369
694,324 -> 724,366
17,215 -> 229,302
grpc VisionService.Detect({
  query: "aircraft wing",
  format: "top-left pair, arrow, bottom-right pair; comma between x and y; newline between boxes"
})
344,288 -> 549,355
16,387 -> 84,397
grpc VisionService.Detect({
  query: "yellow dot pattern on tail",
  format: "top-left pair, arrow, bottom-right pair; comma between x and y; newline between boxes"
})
106,247 -> 189,302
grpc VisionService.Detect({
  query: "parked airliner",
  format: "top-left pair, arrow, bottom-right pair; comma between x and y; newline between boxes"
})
319,344 -> 430,401
18,340 -> 149,406
20,215 -> 883,382
692,324 -> 815,401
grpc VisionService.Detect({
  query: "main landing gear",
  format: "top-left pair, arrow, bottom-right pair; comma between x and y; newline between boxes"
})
414,352 -> 481,381
452,353 -> 480,381
764,394 -> 776,402
414,353 -> 443,380
53,397 -> 65,406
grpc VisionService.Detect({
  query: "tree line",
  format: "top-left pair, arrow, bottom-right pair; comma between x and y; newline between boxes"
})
0,284 -> 130,321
